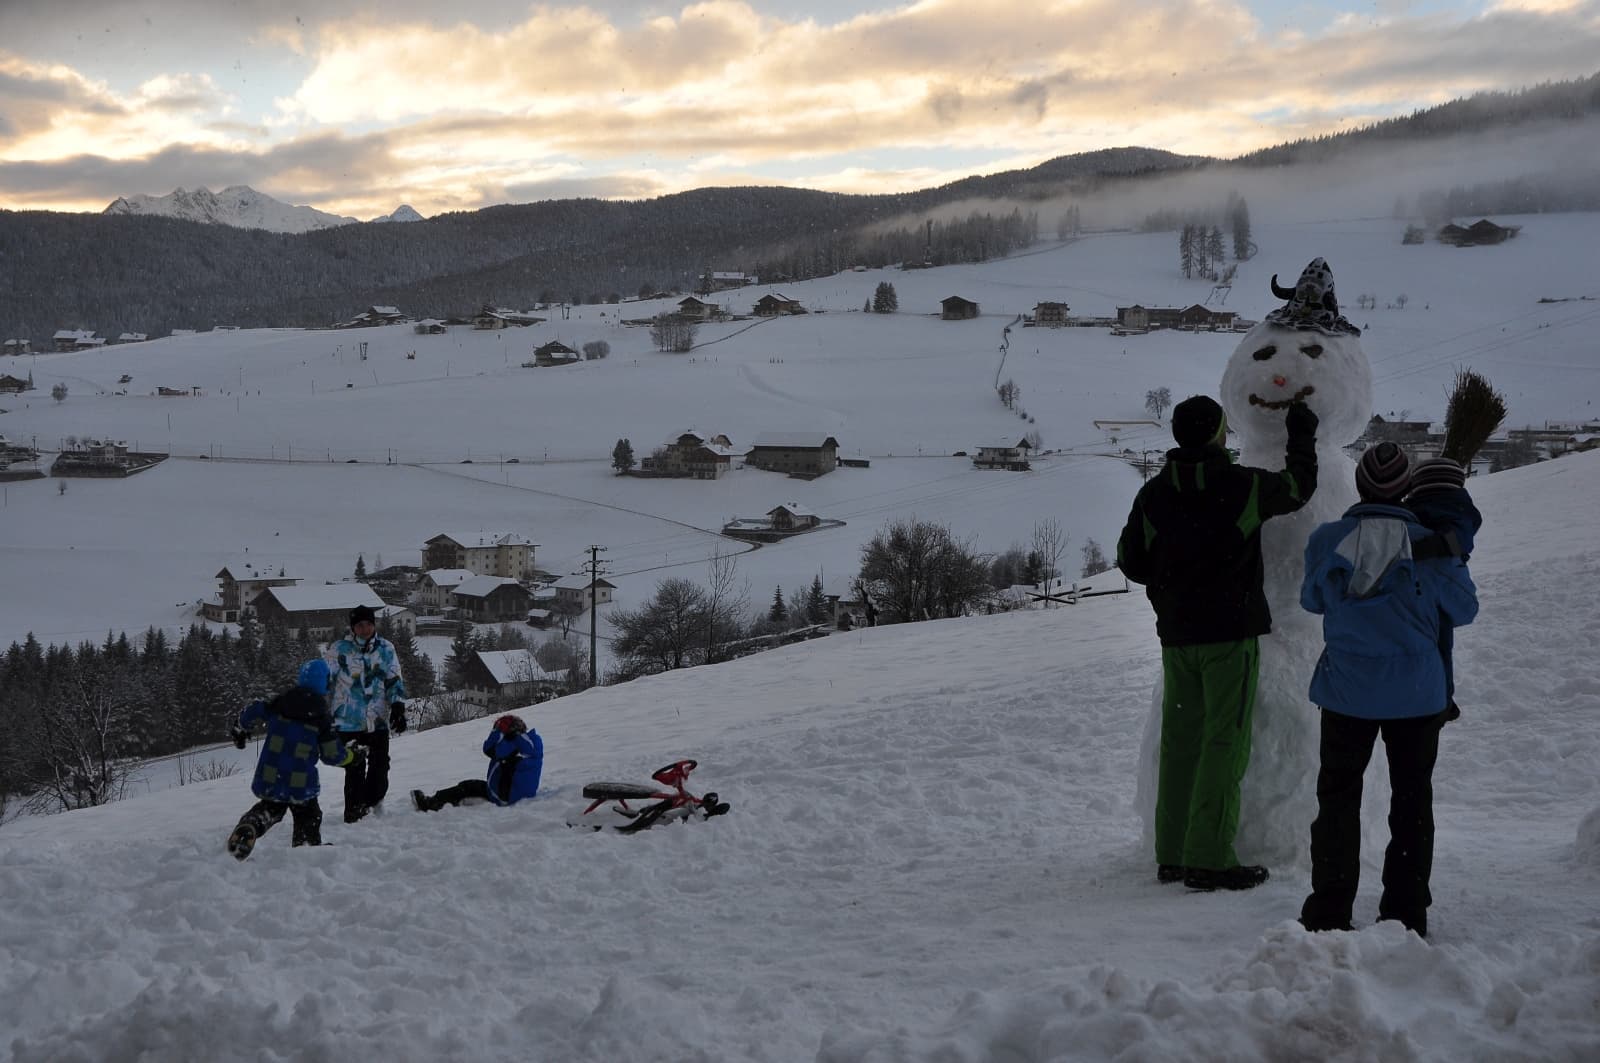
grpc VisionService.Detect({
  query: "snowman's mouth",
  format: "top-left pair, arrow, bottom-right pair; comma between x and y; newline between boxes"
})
1248,384 -> 1316,410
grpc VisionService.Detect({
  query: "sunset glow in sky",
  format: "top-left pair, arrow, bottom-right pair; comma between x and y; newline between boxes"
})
2,0 -> 1596,218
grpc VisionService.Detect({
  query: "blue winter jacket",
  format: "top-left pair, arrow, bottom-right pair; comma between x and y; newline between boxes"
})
482,728 -> 544,806
1301,502 -> 1479,719
239,686 -> 354,803
325,635 -> 407,733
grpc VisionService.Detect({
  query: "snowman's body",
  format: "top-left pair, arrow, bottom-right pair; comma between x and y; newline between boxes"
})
1135,289 -> 1387,868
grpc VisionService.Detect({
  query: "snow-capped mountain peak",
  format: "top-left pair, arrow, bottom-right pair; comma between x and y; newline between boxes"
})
371,204 -> 425,224
101,186 -> 361,234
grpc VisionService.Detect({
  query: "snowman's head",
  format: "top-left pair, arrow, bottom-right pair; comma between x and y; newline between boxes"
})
1220,259 -> 1373,448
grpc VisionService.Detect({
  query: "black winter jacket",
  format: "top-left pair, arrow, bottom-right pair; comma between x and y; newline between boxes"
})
1117,426 -> 1317,646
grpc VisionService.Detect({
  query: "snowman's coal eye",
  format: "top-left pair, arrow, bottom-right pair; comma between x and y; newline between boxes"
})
1300,343 -> 1324,359
1251,345 -> 1277,361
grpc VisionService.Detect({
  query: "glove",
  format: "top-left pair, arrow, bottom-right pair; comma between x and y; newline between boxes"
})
1285,400 -> 1319,437
343,745 -> 366,769
389,702 -> 407,734
231,728 -> 249,750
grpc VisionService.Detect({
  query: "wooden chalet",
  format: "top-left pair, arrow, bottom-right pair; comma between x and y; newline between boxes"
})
461,649 -> 564,708
53,329 -> 101,352
753,293 -> 804,316
532,340 -> 581,367
3,339 -> 31,355
767,502 -> 820,531
417,568 -> 476,611
941,296 -> 980,320
745,433 -> 840,478
973,437 -> 1034,471
1176,305 -> 1239,330
675,296 -> 722,321
413,319 -> 447,335
1438,219 -> 1521,247
250,583 -> 386,641
0,374 -> 31,394
451,576 -> 534,623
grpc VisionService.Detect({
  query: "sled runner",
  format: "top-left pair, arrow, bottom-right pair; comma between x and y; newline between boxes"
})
571,759 -> 730,833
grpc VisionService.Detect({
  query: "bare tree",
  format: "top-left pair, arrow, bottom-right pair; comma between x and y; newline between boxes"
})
411,689 -> 484,732
858,518 -> 992,623
1080,538 -> 1111,577
608,578 -> 708,678
1031,517 -> 1070,605
51,382 -> 68,403
1144,387 -> 1173,420
702,551 -> 749,665
582,340 -> 610,360
14,665 -> 137,812
649,314 -> 698,353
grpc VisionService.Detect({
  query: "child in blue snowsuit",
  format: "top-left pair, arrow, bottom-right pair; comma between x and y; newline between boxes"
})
410,714 -> 544,811
226,659 -> 360,860
1405,456 -> 1483,716
1297,445 -> 1479,938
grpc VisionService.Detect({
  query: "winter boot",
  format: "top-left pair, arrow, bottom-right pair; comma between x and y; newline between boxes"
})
227,822 -> 259,861
1157,864 -> 1187,884
1184,865 -> 1270,891
410,789 -> 436,813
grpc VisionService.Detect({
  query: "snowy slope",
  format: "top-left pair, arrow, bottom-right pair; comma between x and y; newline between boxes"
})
0,452 -> 1596,1061
2,213 -> 1596,653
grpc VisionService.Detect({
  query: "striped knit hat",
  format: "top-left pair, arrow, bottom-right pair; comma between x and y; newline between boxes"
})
1356,442 -> 1411,502
1407,457 -> 1467,496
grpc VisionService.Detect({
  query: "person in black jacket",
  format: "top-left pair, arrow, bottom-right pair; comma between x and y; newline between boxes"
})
1118,394 -> 1318,890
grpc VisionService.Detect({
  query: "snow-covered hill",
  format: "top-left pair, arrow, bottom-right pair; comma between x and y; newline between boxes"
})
98,186 -> 416,232
0,449 -> 1595,1061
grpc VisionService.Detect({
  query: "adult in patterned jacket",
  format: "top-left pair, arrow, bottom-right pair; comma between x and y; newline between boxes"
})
1297,443 -> 1478,939
1117,394 -> 1319,891
411,714 -> 544,811
326,604 -> 407,823
226,658 -> 360,860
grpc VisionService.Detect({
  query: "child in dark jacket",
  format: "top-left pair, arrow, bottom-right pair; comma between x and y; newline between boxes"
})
411,714 -> 544,811
226,659 -> 360,860
1405,457 -> 1483,715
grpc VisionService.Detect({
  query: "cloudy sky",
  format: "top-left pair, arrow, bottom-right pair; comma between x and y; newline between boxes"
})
1,0 -> 1595,219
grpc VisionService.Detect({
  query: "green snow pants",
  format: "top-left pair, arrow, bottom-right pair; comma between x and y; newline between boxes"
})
1154,637 -> 1259,871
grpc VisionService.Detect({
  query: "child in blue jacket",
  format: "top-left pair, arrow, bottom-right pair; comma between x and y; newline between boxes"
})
226,659 -> 360,860
1297,444 -> 1478,938
411,714 -> 544,811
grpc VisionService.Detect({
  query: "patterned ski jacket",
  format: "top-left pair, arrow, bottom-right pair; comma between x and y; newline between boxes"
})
239,687 -> 354,803
1117,426 -> 1317,646
1301,502 -> 1479,719
482,728 -> 544,806
325,635 -> 406,733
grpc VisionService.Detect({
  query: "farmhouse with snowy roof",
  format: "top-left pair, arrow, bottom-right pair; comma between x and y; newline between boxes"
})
3,339 -> 30,354
643,429 -> 740,479
451,576 -> 534,623
460,648 -> 564,708
53,329 -> 102,352
416,568 -> 476,611
745,433 -> 839,478
531,340 -> 581,367
940,296 -> 979,320
767,502 -> 819,531
753,293 -> 805,316
0,374 -> 31,394
250,583 -> 386,640
200,562 -> 300,623
422,532 -> 537,579
553,574 -> 615,614
973,437 -> 1033,471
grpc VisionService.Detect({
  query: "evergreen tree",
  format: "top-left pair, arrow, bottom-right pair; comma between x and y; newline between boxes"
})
612,438 -> 635,474
872,282 -> 899,313
354,554 -> 366,579
443,620 -> 477,689
805,575 -> 828,624
383,620 -> 436,697
769,585 -> 787,623
1179,225 -> 1195,278
1230,196 -> 1253,260
1206,226 -> 1225,270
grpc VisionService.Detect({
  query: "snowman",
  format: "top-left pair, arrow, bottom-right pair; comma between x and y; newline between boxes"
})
1136,258 -> 1382,868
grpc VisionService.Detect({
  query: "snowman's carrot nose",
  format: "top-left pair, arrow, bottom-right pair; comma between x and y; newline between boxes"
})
1273,375 -> 1287,387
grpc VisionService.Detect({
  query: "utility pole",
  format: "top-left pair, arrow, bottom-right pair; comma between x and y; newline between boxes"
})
584,545 -> 609,689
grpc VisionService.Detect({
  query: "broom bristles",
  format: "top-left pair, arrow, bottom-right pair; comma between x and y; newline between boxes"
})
1440,369 -> 1508,464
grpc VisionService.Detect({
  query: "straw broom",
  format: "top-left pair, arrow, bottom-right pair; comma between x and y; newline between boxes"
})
1440,369 -> 1508,464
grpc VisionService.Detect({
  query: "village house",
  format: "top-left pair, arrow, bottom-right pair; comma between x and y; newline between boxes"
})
451,576 -> 535,623
51,438 -> 168,477
473,308 -> 511,330
767,501 -> 820,531
675,296 -> 723,321
422,532 -> 537,580
643,429 -> 739,479
338,305 -> 405,329
200,562 -> 300,623
250,584 -> 387,641
531,340 -> 581,367
941,296 -> 980,320
1032,301 -> 1070,327
460,648 -> 564,708
0,374 -> 31,394
553,575 -> 616,614
1438,219 -> 1521,247
53,329 -> 101,352
378,604 -> 416,637
745,433 -> 840,478
1176,305 -> 1239,330
973,437 -> 1034,471
1115,305 -> 1188,331
114,332 -> 148,344
752,293 -> 804,316
698,270 -> 756,292
416,568 -> 476,612
3,339 -> 31,355
413,319 -> 447,335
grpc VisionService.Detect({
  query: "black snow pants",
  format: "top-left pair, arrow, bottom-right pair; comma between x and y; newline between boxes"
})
236,798 -> 324,846
340,728 -> 390,821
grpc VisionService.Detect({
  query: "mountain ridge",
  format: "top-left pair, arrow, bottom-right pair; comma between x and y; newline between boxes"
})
102,185 -> 421,232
